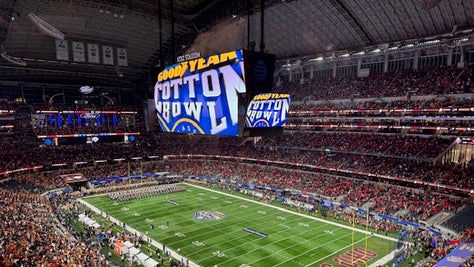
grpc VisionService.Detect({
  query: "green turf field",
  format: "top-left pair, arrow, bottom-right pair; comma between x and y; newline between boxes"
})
84,183 -> 395,267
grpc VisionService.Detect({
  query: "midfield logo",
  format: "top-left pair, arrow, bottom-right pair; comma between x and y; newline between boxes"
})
193,210 -> 226,221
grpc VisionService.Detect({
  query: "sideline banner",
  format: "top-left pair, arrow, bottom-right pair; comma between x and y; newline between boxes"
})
72,41 -> 85,62
117,48 -> 128,66
55,39 -> 69,61
103,45 -> 114,65
434,243 -> 474,267
87,43 -> 100,63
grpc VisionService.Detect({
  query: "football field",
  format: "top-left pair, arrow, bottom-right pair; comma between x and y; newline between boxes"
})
84,183 -> 395,267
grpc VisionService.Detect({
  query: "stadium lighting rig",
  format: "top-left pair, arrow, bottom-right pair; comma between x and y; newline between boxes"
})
0,51 -> 27,66
301,27 -> 473,66
27,13 -> 65,40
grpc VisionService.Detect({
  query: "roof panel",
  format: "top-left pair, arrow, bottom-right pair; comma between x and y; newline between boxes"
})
1,0 -> 474,90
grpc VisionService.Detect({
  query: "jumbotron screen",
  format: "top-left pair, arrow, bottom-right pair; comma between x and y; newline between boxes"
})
245,93 -> 290,128
153,49 -> 279,136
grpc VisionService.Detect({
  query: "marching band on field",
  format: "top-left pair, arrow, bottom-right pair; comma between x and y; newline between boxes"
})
107,184 -> 185,202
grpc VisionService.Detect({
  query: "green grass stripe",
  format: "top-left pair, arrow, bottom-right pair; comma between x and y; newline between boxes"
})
84,183 -> 396,267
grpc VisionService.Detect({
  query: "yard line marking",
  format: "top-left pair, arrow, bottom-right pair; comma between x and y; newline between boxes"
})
114,195 -> 284,252
162,206 -> 288,248
198,224 -> 344,264
146,193 -> 307,248
251,231 -> 353,267
78,198 -> 202,267
83,184 -> 397,267
188,212 -> 331,257
184,215 -> 328,258
185,183 -> 396,266
185,183 -> 396,242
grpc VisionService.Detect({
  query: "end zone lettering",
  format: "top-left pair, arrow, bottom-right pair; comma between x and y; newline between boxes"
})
333,247 -> 377,267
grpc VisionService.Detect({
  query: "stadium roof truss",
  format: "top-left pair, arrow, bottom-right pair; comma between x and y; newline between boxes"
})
0,0 -> 473,90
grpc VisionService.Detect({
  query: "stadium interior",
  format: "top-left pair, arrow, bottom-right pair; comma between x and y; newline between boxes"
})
1,0 -> 474,266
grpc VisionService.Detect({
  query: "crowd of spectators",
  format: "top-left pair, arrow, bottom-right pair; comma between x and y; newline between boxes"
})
0,135 -> 472,266
147,159 -> 465,222
258,131 -> 454,159
30,113 -> 141,136
2,130 -> 473,190
1,64 -> 474,266
33,125 -> 132,136
181,161 -> 474,267
0,142 -> 159,173
287,95 -> 474,136
4,150 -> 468,224
411,227 -> 474,267
0,169 -> 188,266
5,158 -> 176,192
276,65 -> 473,101
0,189 -> 105,266
0,102 -> 144,153
290,94 -> 474,113
461,255 -> 474,267
203,169 -> 473,267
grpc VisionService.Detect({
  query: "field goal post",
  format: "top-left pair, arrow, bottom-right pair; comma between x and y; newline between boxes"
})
350,209 -> 370,267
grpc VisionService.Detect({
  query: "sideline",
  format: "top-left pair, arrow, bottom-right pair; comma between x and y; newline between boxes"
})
184,183 -> 398,267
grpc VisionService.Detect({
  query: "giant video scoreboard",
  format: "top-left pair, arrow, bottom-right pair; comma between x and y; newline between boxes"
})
153,49 -> 290,137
